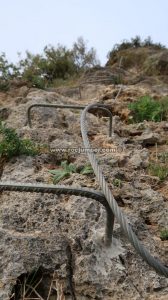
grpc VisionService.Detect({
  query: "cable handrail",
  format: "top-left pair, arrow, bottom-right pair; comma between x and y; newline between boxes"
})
80,103 -> 168,277
0,102 -> 167,277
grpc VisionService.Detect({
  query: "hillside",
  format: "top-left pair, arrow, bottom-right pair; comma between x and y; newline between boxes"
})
106,45 -> 168,86
0,45 -> 168,299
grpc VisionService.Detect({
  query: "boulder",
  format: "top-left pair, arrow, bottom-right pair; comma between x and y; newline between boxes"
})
136,132 -> 160,146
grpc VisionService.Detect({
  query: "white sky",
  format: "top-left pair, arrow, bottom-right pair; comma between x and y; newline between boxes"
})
0,0 -> 168,65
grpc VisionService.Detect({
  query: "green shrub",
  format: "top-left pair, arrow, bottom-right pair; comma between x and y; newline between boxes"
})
80,163 -> 94,175
0,121 -> 38,159
160,229 -> 168,241
148,163 -> 168,181
43,45 -> 76,80
18,38 -> 99,88
0,53 -> 20,91
49,161 -> 94,183
28,75 -> 46,89
113,178 -> 122,187
49,160 -> 77,183
128,96 -> 168,122
0,79 -> 10,91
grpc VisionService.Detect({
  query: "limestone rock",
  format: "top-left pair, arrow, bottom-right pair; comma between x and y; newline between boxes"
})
136,132 -> 160,146
0,108 -> 11,120
0,84 -> 168,300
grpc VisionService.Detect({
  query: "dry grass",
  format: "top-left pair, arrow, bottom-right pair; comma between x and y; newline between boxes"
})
10,271 -> 65,300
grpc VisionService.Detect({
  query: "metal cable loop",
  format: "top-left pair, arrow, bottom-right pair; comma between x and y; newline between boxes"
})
0,182 -> 113,246
81,102 -> 168,277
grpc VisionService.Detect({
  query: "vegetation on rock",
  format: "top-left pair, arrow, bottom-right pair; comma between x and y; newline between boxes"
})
79,163 -> 94,175
1,35 -> 168,91
106,36 -> 166,66
0,121 -> 39,159
49,161 -> 94,183
0,37 -> 99,90
49,160 -> 77,183
128,96 -> 168,122
148,163 -> 168,181
160,229 -> 168,241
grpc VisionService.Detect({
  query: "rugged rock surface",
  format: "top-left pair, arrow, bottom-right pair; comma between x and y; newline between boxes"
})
106,47 -> 168,75
0,78 -> 168,299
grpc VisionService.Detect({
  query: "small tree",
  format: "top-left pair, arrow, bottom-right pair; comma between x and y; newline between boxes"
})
72,37 -> 100,71
131,36 -> 141,48
19,51 -> 46,89
43,44 -> 76,80
0,53 -> 14,79
0,53 -> 20,90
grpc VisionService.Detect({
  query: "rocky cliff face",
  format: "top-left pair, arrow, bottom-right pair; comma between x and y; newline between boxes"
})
0,68 -> 168,299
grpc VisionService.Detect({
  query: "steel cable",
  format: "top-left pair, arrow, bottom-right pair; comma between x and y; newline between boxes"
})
1,102 -> 167,277
81,102 -> 168,277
